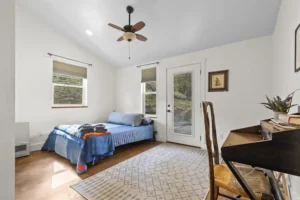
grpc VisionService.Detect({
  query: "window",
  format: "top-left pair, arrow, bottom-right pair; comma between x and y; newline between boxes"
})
141,67 -> 157,117
52,61 -> 87,107
142,81 -> 156,117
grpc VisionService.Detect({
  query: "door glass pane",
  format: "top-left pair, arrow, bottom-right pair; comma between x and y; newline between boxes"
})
173,73 -> 192,135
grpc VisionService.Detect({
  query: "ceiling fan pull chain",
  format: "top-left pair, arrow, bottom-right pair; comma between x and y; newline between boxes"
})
128,42 -> 131,59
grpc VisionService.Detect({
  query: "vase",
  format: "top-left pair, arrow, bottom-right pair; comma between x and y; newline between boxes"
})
274,112 -> 286,120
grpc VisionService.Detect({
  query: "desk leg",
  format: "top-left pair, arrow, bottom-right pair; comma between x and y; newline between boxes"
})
224,160 -> 257,200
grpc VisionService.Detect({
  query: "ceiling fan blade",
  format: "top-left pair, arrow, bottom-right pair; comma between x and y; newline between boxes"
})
108,23 -> 125,32
117,36 -> 124,41
136,34 -> 147,42
131,21 -> 145,32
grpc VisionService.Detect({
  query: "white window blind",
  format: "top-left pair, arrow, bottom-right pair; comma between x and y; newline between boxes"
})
53,60 -> 87,78
141,67 -> 156,83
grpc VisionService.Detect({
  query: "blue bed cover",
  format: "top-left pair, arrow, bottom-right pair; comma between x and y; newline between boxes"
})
42,123 -> 153,174
105,123 -> 153,147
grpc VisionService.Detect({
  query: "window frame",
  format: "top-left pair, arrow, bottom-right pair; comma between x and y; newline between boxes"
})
52,74 -> 88,108
142,81 -> 157,118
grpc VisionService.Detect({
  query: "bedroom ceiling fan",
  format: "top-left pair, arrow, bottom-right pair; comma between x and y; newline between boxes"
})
108,6 -> 147,59
108,6 -> 147,43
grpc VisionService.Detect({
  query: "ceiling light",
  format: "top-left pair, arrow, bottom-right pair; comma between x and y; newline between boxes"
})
86,30 -> 93,36
123,32 -> 136,42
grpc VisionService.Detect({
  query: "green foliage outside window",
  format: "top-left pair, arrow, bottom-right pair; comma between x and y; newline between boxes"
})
146,81 -> 156,92
145,82 -> 156,115
53,74 -> 84,105
53,74 -> 83,86
145,94 -> 156,115
54,86 -> 83,104
174,73 -> 192,122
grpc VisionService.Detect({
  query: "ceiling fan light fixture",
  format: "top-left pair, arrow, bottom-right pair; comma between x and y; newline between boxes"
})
123,32 -> 136,42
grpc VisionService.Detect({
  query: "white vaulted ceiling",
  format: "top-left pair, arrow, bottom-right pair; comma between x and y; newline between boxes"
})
17,0 -> 281,68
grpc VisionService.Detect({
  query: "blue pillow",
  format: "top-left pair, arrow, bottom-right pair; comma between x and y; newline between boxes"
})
107,112 -> 143,127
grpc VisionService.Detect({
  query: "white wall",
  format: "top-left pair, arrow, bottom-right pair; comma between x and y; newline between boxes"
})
116,36 -> 272,146
15,5 -> 116,150
272,0 -> 300,198
0,0 -> 15,199
272,0 -> 300,105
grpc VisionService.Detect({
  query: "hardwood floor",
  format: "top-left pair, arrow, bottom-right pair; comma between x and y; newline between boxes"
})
16,140 -> 234,200
15,140 -> 161,200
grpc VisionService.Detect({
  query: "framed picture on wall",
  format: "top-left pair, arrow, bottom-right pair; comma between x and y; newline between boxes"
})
208,70 -> 229,92
295,24 -> 300,72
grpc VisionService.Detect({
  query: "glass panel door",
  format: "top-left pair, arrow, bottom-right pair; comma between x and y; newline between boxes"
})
167,63 -> 202,147
173,72 -> 192,135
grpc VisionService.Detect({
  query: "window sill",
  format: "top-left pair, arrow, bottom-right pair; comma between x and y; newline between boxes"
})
52,106 -> 88,109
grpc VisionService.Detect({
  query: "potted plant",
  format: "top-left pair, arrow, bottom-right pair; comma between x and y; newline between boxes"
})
261,90 -> 299,120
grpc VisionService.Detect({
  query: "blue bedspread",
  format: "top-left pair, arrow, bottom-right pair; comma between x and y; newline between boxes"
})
42,123 -> 153,174
104,123 -> 153,147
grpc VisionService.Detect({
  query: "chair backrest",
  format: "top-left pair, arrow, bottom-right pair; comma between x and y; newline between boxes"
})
202,101 -> 220,193
202,101 -> 220,165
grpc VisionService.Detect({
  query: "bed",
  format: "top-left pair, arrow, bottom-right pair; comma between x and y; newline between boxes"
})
42,121 -> 153,174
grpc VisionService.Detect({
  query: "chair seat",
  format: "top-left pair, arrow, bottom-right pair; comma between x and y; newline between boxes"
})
214,164 -> 274,200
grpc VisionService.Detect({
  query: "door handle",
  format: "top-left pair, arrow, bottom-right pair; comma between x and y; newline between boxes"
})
167,110 -> 171,113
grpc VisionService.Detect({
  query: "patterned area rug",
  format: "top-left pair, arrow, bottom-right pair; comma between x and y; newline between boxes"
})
71,143 -> 209,200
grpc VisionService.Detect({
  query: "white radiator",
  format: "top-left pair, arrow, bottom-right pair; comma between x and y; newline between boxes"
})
15,122 -> 30,158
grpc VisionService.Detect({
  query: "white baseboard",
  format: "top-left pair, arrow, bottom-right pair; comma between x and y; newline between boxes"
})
155,135 -> 166,142
30,142 -> 44,152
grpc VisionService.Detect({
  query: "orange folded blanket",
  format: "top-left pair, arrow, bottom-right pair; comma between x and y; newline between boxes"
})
82,132 -> 111,140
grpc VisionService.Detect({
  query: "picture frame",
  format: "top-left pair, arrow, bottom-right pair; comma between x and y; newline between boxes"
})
295,24 -> 300,72
208,70 -> 229,92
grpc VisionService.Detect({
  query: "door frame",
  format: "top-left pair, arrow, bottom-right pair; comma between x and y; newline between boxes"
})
165,62 -> 205,148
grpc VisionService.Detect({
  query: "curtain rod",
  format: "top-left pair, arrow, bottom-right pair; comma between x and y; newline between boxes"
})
48,53 -> 92,66
137,62 -> 159,68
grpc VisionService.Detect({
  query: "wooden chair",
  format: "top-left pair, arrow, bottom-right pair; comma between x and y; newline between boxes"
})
202,101 -> 274,200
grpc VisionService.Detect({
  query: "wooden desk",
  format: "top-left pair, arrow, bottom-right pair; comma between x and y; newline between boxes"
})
223,131 -> 263,147
222,131 -> 266,199
220,121 -> 300,200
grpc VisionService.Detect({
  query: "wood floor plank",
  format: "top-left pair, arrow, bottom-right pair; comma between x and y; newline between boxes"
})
16,140 -> 232,200
15,140 -> 161,200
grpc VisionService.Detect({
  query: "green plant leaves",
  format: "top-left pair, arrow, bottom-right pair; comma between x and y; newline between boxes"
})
261,92 -> 298,113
